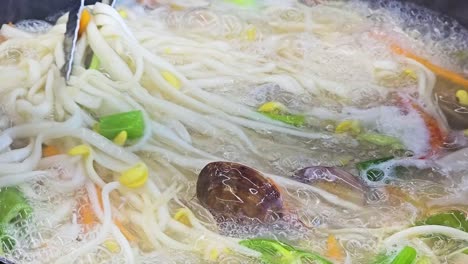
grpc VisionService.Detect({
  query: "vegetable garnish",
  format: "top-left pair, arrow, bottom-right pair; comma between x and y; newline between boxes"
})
68,144 -> 91,156
78,8 -> 92,37
161,70 -> 182,89
258,102 -> 306,127
373,246 -> 417,264
391,246 -> 417,264
84,185 -> 137,241
326,235 -> 344,261
261,112 -> 306,127
417,210 -> 468,232
113,131 -> 128,146
174,208 -> 193,227
390,44 -> 468,89
119,162 -> 149,189
42,145 -> 60,157
407,102 -> 446,157
78,197 -> 96,231
0,188 -> 32,252
456,90 -> 468,106
239,238 -> 332,264
357,133 -> 404,149
0,188 -> 32,225
95,110 -> 145,140
356,157 -> 393,182
335,120 -> 361,135
258,102 -> 288,114
88,54 -> 100,70
225,0 -> 256,7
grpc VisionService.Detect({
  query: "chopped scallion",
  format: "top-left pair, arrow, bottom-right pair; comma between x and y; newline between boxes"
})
239,238 -> 332,264
261,112 -> 305,127
95,110 -> 145,140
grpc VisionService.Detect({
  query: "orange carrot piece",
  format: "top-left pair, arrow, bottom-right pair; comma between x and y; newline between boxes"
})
95,185 -> 136,241
78,9 -> 92,37
79,198 -> 96,231
326,235 -> 344,261
390,44 -> 468,88
410,102 -> 445,154
42,145 -> 60,157
114,219 -> 137,242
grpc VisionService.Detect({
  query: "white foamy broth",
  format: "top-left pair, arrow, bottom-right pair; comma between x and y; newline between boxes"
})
0,0 -> 467,263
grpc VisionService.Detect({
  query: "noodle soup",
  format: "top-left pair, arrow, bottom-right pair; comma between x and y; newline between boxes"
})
0,0 -> 467,263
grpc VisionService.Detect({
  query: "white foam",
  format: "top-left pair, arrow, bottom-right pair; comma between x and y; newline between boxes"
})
343,106 -> 431,157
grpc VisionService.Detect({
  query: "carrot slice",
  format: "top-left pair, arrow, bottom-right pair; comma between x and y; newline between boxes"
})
390,44 -> 468,88
95,185 -> 136,241
114,219 -> 137,242
326,235 -> 344,261
410,102 -> 445,155
42,145 -> 60,157
370,31 -> 468,88
78,9 -> 92,37
78,197 -> 96,231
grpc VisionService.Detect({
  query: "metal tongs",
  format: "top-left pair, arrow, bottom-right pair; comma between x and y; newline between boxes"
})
0,0 -> 116,81
63,0 -> 117,81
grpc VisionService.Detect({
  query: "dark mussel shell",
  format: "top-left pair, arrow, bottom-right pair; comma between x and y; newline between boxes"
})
0,257 -> 15,264
292,166 -> 369,205
196,162 -> 284,223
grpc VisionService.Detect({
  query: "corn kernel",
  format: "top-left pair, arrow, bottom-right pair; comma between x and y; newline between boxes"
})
68,145 -> 91,156
170,4 -> 184,10
246,27 -> 256,41
403,69 -> 417,79
163,47 -> 172,54
118,9 -> 128,19
209,248 -> 219,261
258,101 -> 287,114
335,120 -> 361,135
174,208 -> 192,227
456,90 -> 468,106
103,240 -> 121,253
161,70 -> 181,90
113,131 -> 128,146
338,155 -> 353,166
119,162 -> 148,188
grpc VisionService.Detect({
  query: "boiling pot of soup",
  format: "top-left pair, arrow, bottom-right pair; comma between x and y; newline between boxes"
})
0,0 -> 467,263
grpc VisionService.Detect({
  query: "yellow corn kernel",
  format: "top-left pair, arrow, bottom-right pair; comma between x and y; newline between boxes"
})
119,162 -> 148,188
161,70 -> 181,90
456,90 -> 468,106
174,208 -> 192,227
403,69 -> 417,79
113,131 -> 128,146
170,4 -> 185,11
335,120 -> 361,135
103,240 -> 121,253
246,26 -> 256,41
258,101 -> 287,114
68,145 -> 91,156
163,47 -> 172,54
118,9 -> 128,19
338,155 -> 353,166
209,248 -> 219,261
